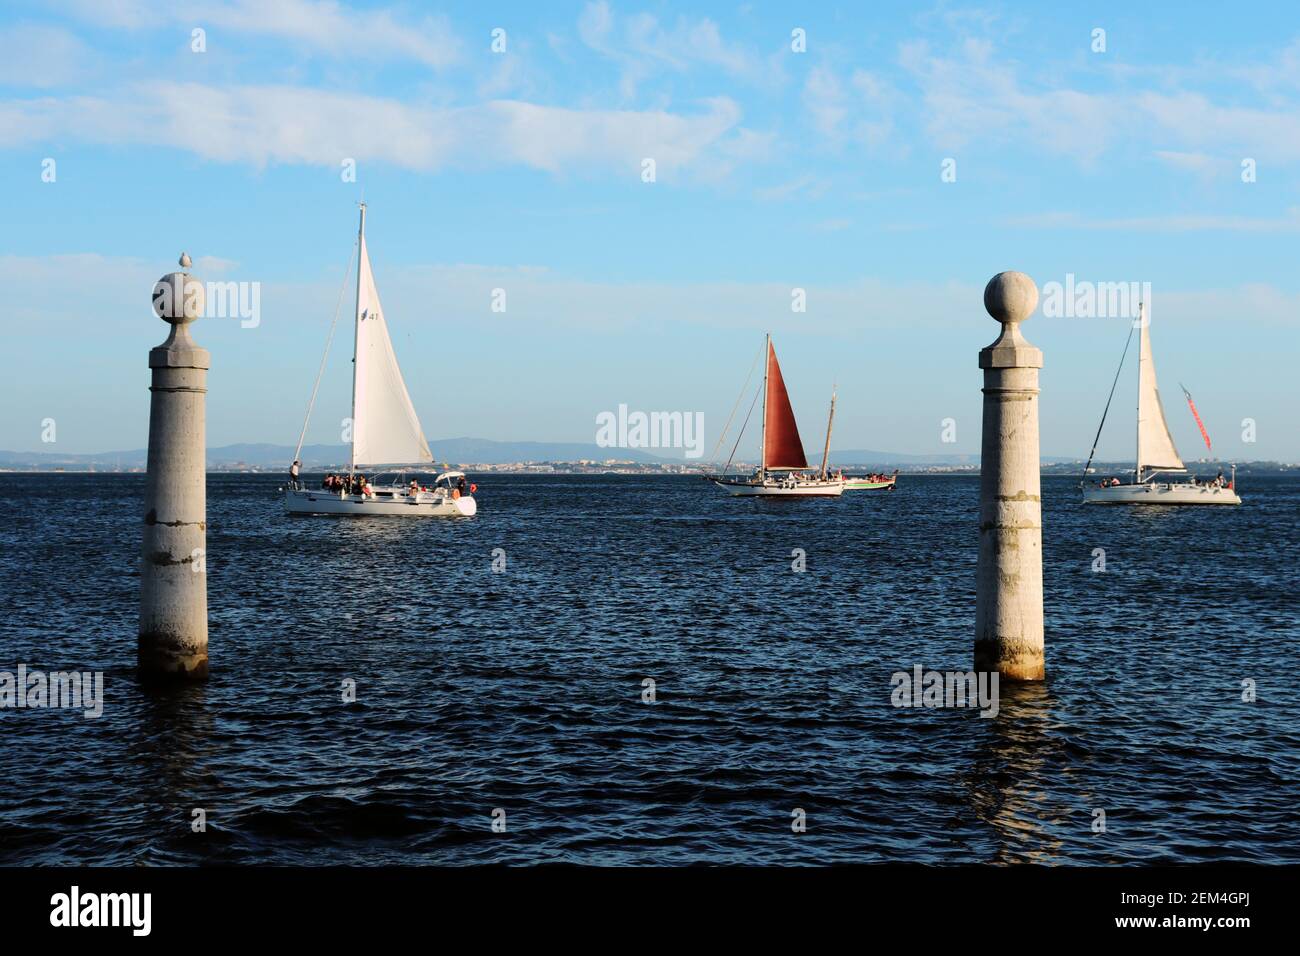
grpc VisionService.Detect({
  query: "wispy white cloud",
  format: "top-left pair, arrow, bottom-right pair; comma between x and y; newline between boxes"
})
801,64 -> 899,152
1153,150 -> 1224,175
1138,91 -> 1300,162
196,255 -> 239,274
59,0 -> 463,69
802,66 -> 847,137
899,37 -> 1117,161
8,251 -> 1295,339
577,0 -> 770,99
809,218 -> 851,233
0,82 -> 748,177
893,33 -> 1300,167
753,174 -> 830,202
1003,209 -> 1300,232
0,24 -> 94,88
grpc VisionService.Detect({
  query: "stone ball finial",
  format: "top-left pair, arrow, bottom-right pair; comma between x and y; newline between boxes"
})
152,270 -> 205,325
984,271 -> 1038,325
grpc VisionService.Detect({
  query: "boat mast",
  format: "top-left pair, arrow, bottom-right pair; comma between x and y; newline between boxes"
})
348,201 -> 364,476
760,332 -> 770,480
1134,301 -> 1143,484
819,383 -> 837,480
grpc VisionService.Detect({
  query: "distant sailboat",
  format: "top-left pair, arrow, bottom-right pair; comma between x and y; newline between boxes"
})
710,334 -> 844,496
284,205 -> 477,517
1081,303 -> 1240,505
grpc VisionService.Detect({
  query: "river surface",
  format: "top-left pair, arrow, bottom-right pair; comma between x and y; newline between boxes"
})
1,473 -> 1297,864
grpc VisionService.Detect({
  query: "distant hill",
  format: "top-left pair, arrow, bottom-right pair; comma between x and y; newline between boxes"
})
424,438 -> 667,465
827,449 -> 1079,466
828,449 -> 978,467
0,438 -> 670,469
3,442 -> 1276,471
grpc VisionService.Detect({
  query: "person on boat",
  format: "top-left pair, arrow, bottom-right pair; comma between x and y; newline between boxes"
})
409,479 -> 419,496
289,459 -> 301,490
456,475 -> 467,497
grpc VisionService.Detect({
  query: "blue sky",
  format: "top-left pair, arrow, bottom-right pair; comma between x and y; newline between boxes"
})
2,0 -> 1297,461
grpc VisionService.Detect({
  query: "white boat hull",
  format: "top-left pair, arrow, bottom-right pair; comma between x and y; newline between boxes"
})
713,478 -> 844,497
284,488 -> 477,517
1081,482 -> 1241,506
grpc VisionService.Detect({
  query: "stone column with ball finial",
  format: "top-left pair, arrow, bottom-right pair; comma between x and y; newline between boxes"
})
139,254 -> 209,681
975,271 -> 1045,681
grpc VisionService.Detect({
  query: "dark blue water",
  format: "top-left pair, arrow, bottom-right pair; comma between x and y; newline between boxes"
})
1,473 -> 1297,865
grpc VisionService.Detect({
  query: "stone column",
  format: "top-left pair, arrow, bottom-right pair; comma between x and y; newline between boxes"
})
139,258 -> 209,681
975,272 -> 1044,681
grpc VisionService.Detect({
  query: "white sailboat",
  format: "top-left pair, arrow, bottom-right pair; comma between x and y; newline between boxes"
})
709,334 -> 844,497
1081,303 -> 1239,505
284,204 -> 477,517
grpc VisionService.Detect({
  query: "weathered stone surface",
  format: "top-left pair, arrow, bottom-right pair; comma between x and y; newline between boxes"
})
139,263 -> 209,681
975,271 -> 1045,682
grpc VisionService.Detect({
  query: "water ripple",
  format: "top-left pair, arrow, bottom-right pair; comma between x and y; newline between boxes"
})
1,473 -> 1297,864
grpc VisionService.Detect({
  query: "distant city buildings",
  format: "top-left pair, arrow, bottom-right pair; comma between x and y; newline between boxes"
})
2,458 -> 1296,476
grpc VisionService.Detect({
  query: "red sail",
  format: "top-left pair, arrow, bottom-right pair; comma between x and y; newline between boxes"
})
1180,383 -> 1212,453
764,341 -> 808,469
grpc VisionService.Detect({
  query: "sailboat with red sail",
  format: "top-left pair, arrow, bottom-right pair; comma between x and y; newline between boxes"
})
709,334 -> 845,497
1080,303 -> 1240,505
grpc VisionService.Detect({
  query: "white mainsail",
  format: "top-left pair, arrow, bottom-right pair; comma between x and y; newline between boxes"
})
350,205 -> 433,468
1135,304 -> 1184,476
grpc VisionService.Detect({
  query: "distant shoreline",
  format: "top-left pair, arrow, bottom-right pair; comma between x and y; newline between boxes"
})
3,463 -> 1295,477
